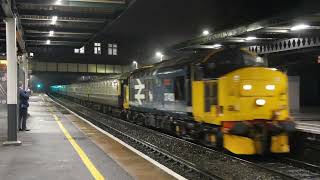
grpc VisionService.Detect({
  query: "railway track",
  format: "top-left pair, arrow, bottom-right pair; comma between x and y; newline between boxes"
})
48,95 -> 320,180
239,156 -> 320,180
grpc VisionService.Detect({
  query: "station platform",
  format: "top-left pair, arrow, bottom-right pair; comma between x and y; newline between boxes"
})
0,95 -> 176,180
293,110 -> 320,135
295,121 -> 320,135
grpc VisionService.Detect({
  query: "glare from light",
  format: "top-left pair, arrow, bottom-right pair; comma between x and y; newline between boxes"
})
55,0 -> 62,5
266,84 -> 275,91
202,30 -> 210,36
271,68 -> 277,71
156,51 -> 164,61
256,57 -> 264,63
212,44 -> 222,49
132,60 -> 138,69
0,60 -> 7,65
245,36 -> 257,41
290,24 -> 310,31
49,30 -> 54,36
51,16 -> 58,24
29,52 -> 34,57
243,84 -> 252,90
256,99 -> 266,106
46,40 -> 51,45
156,51 -> 163,57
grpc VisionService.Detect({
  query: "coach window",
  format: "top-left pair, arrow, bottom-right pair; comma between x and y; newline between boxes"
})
94,43 -> 101,55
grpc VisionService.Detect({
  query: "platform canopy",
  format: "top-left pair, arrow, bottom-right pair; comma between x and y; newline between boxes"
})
171,9 -> 320,55
0,0 -> 133,52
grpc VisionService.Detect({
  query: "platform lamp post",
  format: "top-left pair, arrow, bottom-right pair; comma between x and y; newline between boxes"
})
3,17 -> 21,146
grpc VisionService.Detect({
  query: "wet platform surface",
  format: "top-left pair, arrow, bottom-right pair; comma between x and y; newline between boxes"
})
296,121 -> 320,134
292,111 -> 320,134
0,95 -> 175,180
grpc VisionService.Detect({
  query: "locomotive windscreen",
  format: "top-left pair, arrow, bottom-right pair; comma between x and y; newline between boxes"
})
200,48 -> 266,79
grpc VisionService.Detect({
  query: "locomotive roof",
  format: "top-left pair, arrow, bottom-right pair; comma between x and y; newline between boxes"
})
130,50 -> 210,76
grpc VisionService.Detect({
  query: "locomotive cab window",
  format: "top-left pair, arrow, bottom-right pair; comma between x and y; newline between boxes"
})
174,76 -> 185,101
201,49 -> 265,79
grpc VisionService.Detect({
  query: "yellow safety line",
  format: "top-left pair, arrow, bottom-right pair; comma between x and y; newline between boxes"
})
41,95 -> 105,180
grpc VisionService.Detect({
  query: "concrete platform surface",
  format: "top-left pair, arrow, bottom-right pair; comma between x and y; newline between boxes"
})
0,95 -> 133,180
296,121 -> 320,135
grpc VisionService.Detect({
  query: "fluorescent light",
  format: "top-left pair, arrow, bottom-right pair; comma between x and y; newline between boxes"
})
155,51 -> 164,61
290,24 -> 310,31
56,0 -> 62,5
212,44 -> 222,49
202,30 -> 210,36
245,36 -> 257,41
0,60 -> 7,65
51,16 -> 58,24
49,30 -> 54,36
132,61 -> 138,69
256,57 -> 264,63
156,51 -> 163,57
46,40 -> 51,45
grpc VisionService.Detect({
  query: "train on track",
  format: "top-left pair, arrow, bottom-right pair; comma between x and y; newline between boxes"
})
50,47 -> 295,155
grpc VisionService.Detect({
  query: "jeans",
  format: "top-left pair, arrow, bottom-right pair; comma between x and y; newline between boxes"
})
19,108 -> 28,130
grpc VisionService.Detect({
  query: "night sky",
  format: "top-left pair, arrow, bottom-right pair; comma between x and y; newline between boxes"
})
104,0 -> 317,63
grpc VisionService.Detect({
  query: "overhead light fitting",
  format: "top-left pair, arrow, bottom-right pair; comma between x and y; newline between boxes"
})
155,51 -> 164,61
290,24 -> 310,31
56,0 -> 62,5
156,52 -> 163,57
245,36 -> 257,41
212,44 -> 222,49
46,40 -> 51,45
49,30 -> 54,36
51,16 -> 58,24
132,61 -> 138,69
202,30 -> 210,36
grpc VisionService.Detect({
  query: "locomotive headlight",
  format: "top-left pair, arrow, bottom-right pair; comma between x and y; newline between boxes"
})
256,99 -> 266,106
243,84 -> 252,90
265,84 -> 275,91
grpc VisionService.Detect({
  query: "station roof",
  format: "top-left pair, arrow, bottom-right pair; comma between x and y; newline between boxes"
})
171,9 -> 320,55
1,0 -> 133,52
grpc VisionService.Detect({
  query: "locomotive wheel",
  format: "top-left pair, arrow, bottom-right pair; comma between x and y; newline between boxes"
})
126,112 -> 133,122
216,131 -> 223,150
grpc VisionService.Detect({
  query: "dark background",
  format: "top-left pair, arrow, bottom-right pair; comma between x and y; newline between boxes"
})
29,0 -> 320,108
30,0 -> 318,66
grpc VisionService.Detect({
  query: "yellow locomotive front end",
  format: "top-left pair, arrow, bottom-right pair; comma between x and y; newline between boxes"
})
219,67 -> 294,154
192,49 -> 295,155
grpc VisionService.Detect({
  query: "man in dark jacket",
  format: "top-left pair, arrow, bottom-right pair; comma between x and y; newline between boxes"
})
19,82 -> 30,131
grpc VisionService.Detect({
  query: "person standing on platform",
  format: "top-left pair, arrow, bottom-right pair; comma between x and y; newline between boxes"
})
18,81 -> 30,131
26,86 -> 32,117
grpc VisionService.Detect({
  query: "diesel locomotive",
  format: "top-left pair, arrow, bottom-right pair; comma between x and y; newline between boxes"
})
50,47 -> 295,155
